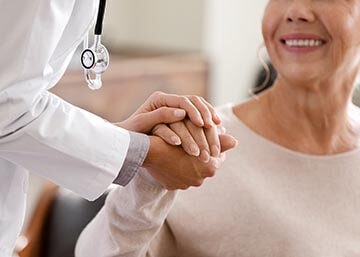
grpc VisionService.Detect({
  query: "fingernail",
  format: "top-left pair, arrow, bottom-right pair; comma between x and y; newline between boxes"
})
171,136 -> 181,145
199,150 -> 210,163
198,117 -> 204,126
206,118 -> 214,127
175,110 -> 186,118
215,114 -> 221,122
190,144 -> 200,156
211,145 -> 220,157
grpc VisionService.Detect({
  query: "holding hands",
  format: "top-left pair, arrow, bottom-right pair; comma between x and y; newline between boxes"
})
116,91 -> 238,190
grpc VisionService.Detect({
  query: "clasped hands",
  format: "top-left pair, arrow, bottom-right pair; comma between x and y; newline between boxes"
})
116,91 -> 238,190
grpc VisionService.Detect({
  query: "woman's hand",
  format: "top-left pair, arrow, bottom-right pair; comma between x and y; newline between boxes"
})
152,120 -> 223,162
116,91 -> 221,134
152,118 -> 236,163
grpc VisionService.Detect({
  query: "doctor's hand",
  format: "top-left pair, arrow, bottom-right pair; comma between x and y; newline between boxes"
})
115,91 -> 221,135
142,135 -> 236,190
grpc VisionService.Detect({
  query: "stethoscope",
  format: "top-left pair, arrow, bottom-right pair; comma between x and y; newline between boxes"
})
80,0 -> 109,90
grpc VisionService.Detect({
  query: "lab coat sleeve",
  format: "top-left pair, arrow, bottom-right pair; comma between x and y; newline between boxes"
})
0,0 -> 131,201
114,132 -> 150,186
75,169 -> 177,257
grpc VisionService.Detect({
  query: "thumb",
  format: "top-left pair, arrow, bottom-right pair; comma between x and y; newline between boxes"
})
137,107 -> 186,133
219,134 -> 238,153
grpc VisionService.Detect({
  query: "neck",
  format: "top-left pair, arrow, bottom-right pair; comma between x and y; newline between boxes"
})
257,74 -> 359,154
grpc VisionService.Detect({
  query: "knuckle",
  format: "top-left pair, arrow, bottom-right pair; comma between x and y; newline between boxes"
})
206,169 -> 216,177
198,140 -> 209,149
169,121 -> 183,130
159,107 -> 169,118
206,166 -> 217,176
181,96 -> 191,105
189,95 -> 201,103
188,95 -> 196,101
152,124 -> 163,133
184,118 -> 195,128
166,185 -> 176,191
152,91 -> 164,98
193,180 -> 204,187
194,96 -> 202,103
183,135 -> 195,144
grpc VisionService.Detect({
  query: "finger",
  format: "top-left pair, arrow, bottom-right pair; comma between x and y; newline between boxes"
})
200,97 -> 222,125
217,125 -> 226,135
169,122 -> 200,157
207,154 -> 224,170
217,126 -> 226,135
187,96 -> 214,129
137,107 -> 186,133
219,134 -> 238,152
204,125 -> 221,157
152,124 -> 182,146
184,119 -> 211,163
153,92 -> 205,127
179,184 -> 191,190
200,157 -> 219,178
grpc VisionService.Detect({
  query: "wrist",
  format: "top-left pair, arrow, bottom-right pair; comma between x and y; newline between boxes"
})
142,136 -> 161,169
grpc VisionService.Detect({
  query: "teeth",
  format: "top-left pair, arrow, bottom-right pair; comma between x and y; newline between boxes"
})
284,39 -> 324,47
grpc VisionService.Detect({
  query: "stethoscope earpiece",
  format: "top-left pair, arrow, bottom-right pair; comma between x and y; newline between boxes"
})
80,0 -> 109,90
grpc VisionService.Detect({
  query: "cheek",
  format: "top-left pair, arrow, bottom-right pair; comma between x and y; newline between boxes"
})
324,5 -> 360,68
261,4 -> 280,44
330,22 -> 357,71
261,4 -> 284,73
262,4 -> 282,62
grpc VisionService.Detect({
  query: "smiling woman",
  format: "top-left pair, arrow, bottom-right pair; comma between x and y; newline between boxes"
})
250,0 -> 360,155
75,1 -> 360,256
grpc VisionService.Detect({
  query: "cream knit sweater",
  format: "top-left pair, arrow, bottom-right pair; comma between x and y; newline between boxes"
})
76,104 -> 360,257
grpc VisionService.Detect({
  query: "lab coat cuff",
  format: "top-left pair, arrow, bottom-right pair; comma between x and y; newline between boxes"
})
113,131 -> 150,186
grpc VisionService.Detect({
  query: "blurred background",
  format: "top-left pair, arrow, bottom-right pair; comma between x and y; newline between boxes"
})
18,1 -> 270,256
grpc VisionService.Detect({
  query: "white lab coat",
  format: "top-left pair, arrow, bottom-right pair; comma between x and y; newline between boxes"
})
0,0 -> 131,255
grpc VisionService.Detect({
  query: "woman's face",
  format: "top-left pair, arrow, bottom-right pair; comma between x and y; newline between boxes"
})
262,0 -> 360,86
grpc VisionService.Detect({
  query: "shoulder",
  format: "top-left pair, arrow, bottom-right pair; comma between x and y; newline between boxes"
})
215,98 -> 260,129
215,103 -> 245,131
215,98 -> 255,123
215,103 -> 235,122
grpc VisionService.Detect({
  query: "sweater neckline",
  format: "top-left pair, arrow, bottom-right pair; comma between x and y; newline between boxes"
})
224,103 -> 360,161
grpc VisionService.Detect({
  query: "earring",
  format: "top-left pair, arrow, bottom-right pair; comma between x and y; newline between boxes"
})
248,42 -> 271,99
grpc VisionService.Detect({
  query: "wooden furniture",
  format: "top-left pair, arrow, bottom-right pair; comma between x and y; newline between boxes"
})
16,183 -> 109,257
15,183 -> 59,257
51,54 -> 209,122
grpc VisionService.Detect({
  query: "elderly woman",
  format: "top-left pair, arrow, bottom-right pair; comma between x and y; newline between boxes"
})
75,0 -> 360,256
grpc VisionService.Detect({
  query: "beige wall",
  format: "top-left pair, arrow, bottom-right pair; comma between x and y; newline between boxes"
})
203,0 -> 269,105
103,0 -> 269,105
103,0 -> 205,52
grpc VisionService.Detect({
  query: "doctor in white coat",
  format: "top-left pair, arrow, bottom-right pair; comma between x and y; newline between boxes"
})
0,0 -> 238,256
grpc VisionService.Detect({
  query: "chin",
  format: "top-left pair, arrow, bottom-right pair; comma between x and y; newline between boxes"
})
279,65 -> 324,87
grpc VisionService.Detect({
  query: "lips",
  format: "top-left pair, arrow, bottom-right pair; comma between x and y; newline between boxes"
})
278,33 -> 327,54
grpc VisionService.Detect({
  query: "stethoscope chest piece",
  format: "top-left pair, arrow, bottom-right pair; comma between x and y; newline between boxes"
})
81,0 -> 109,90
81,49 -> 96,70
81,41 -> 109,72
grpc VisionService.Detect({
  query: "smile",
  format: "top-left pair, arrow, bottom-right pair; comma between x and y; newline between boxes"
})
281,39 -> 326,47
279,34 -> 327,53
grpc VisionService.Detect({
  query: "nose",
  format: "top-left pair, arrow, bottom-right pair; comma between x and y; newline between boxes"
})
286,0 -> 316,24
